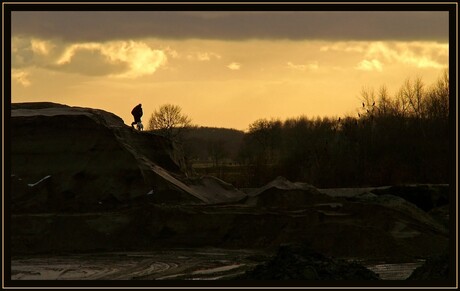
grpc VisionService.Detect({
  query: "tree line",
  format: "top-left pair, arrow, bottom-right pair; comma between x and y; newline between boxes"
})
147,71 -> 450,188
237,71 -> 450,188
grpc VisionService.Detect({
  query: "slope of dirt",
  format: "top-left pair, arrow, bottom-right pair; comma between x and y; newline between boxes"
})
371,185 -> 449,212
406,252 -> 450,281
244,176 -> 337,208
9,103 -> 450,277
11,195 -> 449,261
11,102 -> 246,212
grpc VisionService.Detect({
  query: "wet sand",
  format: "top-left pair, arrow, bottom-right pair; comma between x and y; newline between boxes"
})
11,249 -> 264,280
11,248 -> 423,281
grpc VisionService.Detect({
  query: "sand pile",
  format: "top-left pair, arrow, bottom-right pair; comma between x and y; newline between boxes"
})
245,176 -> 337,208
406,252 -> 450,281
10,103 -> 449,264
11,102 -> 246,212
349,192 -> 447,235
371,185 -> 449,212
186,176 -> 246,204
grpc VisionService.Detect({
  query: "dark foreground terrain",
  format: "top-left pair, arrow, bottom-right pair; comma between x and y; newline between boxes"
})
9,103 -> 452,282
12,247 -> 428,281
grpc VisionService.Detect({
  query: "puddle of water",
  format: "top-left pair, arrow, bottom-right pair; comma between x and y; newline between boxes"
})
12,250 -> 424,281
365,262 -> 425,280
192,264 -> 244,275
156,273 -> 187,280
12,250 -> 256,281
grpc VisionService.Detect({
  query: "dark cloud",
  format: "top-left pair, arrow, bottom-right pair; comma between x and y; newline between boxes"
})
11,11 -> 448,42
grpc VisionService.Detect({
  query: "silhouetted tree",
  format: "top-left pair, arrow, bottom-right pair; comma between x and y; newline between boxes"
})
208,139 -> 227,168
425,70 -> 449,120
148,104 -> 192,140
376,85 -> 392,117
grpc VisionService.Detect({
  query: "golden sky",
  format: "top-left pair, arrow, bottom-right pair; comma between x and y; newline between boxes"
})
10,10 -> 449,130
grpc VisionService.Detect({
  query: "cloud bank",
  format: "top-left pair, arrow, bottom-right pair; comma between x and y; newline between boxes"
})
12,38 -> 168,78
11,11 -> 449,42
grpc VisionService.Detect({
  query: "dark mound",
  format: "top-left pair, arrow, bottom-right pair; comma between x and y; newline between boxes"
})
11,102 -> 246,212
237,244 -> 380,280
9,103 -> 449,262
428,205 -> 450,228
371,185 -> 449,212
11,103 -> 184,212
245,176 -> 337,209
407,253 -> 450,281
11,102 -> 70,110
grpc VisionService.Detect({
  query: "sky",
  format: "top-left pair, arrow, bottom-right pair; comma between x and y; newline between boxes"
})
10,8 -> 449,131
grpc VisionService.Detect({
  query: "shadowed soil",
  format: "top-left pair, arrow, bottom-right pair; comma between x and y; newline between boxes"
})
9,103 -> 451,282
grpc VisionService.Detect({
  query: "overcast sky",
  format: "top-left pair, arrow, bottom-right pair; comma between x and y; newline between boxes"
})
10,9 -> 450,130
12,11 -> 448,42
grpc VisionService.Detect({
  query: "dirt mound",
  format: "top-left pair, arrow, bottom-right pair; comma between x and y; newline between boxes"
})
237,243 -> 380,280
11,102 -> 70,110
406,252 -> 450,281
11,102 -> 246,212
9,103 -> 449,264
428,205 -> 450,228
349,193 -> 447,235
245,176 -> 336,208
371,185 -> 449,212
186,176 -> 246,204
248,176 -> 316,196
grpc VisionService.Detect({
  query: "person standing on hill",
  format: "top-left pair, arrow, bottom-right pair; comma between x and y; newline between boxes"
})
131,103 -> 143,128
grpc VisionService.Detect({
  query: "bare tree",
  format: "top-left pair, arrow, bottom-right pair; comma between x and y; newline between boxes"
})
394,86 -> 410,118
425,70 -> 449,119
148,104 -> 192,140
377,85 -> 392,116
359,86 -> 377,118
406,77 -> 425,119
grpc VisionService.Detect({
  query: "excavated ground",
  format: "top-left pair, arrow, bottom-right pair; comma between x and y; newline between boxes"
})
9,103 -> 452,283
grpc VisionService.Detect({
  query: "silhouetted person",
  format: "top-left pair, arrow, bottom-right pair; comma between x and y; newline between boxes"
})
131,103 -> 143,128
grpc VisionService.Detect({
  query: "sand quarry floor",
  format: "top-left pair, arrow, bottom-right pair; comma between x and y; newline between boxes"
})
10,104 -> 446,283
11,248 -> 424,281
